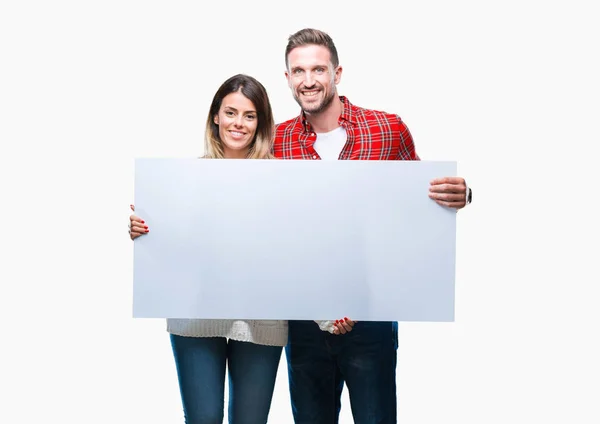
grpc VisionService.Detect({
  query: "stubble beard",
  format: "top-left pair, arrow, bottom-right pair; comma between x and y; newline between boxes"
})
294,88 -> 336,115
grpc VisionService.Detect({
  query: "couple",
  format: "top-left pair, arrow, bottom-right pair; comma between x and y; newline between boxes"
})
129,28 -> 471,424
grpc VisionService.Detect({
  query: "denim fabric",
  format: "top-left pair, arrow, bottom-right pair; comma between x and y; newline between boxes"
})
170,334 -> 283,424
285,320 -> 398,424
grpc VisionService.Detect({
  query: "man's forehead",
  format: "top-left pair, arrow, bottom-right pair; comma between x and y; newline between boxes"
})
288,45 -> 331,66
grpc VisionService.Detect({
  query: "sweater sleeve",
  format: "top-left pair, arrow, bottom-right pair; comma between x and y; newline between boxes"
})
314,320 -> 335,333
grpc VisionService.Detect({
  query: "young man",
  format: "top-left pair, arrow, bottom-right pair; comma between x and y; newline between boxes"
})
273,28 -> 472,424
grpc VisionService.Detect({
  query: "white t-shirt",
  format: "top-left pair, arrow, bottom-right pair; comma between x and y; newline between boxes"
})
313,126 -> 347,160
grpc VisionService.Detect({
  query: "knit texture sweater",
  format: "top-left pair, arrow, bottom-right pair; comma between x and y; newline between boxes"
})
166,318 -> 288,347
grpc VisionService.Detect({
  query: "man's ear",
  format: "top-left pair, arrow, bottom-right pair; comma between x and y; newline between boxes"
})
334,65 -> 343,85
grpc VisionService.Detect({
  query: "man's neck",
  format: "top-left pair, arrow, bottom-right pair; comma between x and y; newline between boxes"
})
305,95 -> 343,133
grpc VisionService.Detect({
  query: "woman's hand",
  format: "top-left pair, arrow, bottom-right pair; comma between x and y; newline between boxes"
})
128,204 -> 149,240
333,317 -> 356,335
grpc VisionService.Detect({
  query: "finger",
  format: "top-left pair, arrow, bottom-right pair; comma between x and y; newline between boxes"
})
430,176 -> 465,186
338,318 -> 352,334
344,317 -> 356,328
428,192 -> 466,202
130,214 -> 145,224
339,318 -> 353,332
428,183 -> 466,194
340,321 -> 353,332
131,222 -> 149,233
130,230 -> 145,240
334,320 -> 347,335
433,199 -> 466,209
333,321 -> 344,334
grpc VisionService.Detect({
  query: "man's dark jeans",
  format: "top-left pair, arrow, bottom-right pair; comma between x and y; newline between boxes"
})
285,320 -> 398,424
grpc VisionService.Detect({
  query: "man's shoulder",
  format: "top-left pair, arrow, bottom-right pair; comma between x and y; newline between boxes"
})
349,101 -> 402,124
275,116 -> 302,133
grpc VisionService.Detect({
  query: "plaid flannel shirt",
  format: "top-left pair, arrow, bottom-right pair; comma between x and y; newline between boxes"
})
273,96 -> 419,161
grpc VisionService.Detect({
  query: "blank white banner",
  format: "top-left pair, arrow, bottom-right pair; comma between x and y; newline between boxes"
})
133,158 -> 457,321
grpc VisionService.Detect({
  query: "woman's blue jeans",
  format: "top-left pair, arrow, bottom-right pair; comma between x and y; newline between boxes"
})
170,334 -> 283,424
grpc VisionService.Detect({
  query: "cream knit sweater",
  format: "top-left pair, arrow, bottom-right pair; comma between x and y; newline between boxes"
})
167,318 -> 288,347
166,319 -> 336,346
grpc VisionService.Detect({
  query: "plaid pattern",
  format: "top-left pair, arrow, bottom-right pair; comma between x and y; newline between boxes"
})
273,96 -> 419,161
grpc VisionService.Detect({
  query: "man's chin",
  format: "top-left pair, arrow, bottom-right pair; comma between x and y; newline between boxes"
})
300,100 -> 322,114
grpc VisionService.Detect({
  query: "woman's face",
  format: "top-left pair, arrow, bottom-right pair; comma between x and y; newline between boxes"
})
214,90 -> 258,158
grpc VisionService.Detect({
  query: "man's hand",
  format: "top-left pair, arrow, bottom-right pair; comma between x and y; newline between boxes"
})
429,177 -> 467,210
333,317 -> 356,335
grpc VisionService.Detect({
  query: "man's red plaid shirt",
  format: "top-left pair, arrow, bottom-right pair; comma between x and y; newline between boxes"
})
273,96 -> 419,161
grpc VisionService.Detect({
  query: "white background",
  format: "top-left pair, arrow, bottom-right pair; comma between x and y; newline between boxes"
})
1,1 -> 598,423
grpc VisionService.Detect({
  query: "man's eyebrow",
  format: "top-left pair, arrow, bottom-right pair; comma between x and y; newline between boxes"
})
291,64 -> 327,70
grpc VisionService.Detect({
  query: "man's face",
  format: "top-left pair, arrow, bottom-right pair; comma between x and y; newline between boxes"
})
285,45 -> 342,114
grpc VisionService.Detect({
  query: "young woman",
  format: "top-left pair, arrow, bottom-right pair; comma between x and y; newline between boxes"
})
129,74 -> 286,424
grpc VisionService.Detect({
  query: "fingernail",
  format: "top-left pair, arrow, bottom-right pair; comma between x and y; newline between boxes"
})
335,320 -> 339,324
144,226 -> 148,229
141,220 -> 145,224
344,317 -> 348,321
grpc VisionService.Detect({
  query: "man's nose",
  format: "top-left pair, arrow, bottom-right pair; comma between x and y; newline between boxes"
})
303,72 -> 315,87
